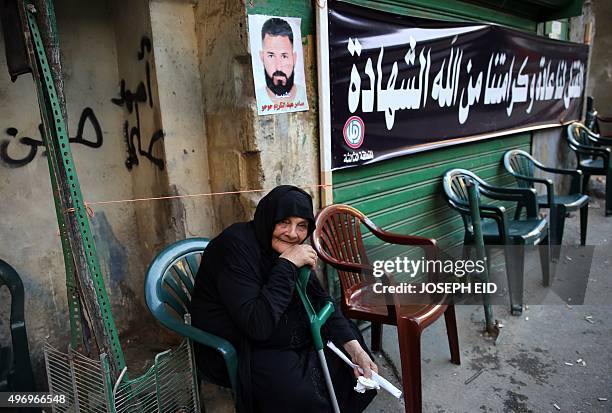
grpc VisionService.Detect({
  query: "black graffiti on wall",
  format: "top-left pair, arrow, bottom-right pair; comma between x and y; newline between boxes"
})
112,36 -> 164,170
138,37 -> 154,109
0,107 -> 103,168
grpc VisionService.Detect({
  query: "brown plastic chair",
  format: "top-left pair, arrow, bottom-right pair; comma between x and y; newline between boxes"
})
312,204 -> 460,413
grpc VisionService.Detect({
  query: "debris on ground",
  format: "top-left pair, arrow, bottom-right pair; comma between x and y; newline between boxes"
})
553,402 -> 561,410
464,369 -> 484,385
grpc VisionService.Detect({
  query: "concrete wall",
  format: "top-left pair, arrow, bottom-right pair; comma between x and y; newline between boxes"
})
587,0 -> 612,135
108,0 -> 216,247
531,1 -> 597,194
194,0 -> 258,232
149,0 -> 215,239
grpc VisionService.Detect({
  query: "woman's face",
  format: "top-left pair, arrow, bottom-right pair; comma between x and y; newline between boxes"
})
271,216 -> 309,254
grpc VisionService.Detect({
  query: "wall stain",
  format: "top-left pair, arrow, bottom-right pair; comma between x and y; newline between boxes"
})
91,211 -> 128,287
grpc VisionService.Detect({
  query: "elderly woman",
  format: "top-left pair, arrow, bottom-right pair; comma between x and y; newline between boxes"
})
190,185 -> 377,413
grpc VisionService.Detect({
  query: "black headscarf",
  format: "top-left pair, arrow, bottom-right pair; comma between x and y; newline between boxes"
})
252,185 -> 315,253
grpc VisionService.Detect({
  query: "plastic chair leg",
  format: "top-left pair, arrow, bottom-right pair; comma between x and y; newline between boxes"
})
606,169 -> 612,216
538,235 -> 551,287
396,319 -> 422,413
504,245 -> 525,315
371,322 -> 383,352
582,174 -> 590,196
514,203 -> 523,220
443,305 -> 461,365
554,205 -> 567,246
580,204 -> 589,245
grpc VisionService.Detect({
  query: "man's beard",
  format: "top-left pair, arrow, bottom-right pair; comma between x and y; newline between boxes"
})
265,70 -> 295,97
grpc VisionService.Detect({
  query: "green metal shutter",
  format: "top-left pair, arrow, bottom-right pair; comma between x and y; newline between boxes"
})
339,0 -> 537,31
333,133 -> 531,249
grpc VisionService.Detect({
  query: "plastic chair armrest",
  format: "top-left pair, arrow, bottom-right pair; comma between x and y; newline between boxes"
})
480,186 -> 538,217
317,255 -> 372,275
536,164 -> 583,178
478,204 -> 509,239
510,174 -> 555,206
183,324 -> 236,357
530,166 -> 583,193
594,135 -> 612,146
479,203 -> 506,218
371,228 -> 437,247
479,181 -> 533,196
449,199 -> 506,225
572,142 -> 610,157
159,315 -> 239,393
479,184 -> 535,200
154,313 -> 235,364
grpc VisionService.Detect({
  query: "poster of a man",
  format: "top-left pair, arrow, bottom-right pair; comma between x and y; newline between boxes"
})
249,15 -> 309,115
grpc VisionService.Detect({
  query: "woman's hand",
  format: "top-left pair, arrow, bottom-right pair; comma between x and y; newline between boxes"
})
343,339 -> 378,379
280,244 -> 318,268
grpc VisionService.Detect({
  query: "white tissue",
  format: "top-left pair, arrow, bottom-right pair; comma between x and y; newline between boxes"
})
354,376 -> 381,393
326,341 -> 402,399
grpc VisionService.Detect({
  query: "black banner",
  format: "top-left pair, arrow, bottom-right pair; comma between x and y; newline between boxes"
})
329,1 -> 589,170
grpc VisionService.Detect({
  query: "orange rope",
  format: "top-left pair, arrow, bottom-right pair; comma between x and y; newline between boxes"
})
63,184 -> 333,215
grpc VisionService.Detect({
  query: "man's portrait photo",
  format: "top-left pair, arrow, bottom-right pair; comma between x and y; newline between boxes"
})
248,15 -> 309,115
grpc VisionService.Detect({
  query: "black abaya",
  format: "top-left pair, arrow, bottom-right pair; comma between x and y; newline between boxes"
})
190,186 -> 376,413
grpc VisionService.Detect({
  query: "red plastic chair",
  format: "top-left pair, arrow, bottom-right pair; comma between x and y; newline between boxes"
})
312,204 -> 460,413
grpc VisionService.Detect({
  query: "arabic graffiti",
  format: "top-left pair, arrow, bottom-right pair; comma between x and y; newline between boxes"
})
112,36 -> 164,170
1,107 -> 102,168
137,36 -> 153,108
346,37 -> 586,130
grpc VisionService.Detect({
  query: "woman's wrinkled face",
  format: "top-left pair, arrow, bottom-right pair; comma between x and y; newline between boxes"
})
271,216 -> 309,254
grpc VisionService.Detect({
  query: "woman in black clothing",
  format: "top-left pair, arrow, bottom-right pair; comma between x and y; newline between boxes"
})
190,185 -> 377,413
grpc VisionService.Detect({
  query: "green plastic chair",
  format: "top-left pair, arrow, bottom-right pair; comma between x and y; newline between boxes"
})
0,260 -> 39,413
442,169 -> 551,315
503,149 -> 589,248
566,122 -> 612,216
144,238 -> 238,403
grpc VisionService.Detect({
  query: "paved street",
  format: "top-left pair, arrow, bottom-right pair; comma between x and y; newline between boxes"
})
367,198 -> 612,413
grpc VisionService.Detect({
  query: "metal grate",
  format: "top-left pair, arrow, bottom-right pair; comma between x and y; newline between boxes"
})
44,338 -> 200,413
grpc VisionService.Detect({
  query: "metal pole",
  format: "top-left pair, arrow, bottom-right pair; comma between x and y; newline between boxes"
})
17,0 -> 126,378
466,179 -> 495,334
318,349 -> 341,413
